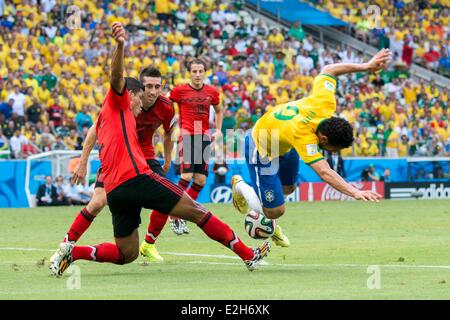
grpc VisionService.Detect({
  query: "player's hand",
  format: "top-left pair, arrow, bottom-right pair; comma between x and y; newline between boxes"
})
366,48 -> 392,73
162,162 -> 171,174
111,22 -> 126,44
352,190 -> 382,202
72,163 -> 87,185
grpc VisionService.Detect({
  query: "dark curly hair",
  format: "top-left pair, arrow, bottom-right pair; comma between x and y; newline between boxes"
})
125,77 -> 144,94
317,117 -> 354,148
139,66 -> 162,82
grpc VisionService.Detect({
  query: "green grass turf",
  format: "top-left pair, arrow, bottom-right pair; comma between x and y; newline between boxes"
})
1,200 -> 450,299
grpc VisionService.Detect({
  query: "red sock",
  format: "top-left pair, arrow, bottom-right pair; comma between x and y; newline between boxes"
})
65,208 -> 95,243
72,243 -> 124,264
145,210 -> 169,244
197,212 -> 254,261
187,182 -> 203,200
178,178 -> 190,191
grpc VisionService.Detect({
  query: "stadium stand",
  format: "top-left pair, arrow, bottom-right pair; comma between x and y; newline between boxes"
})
0,0 -> 449,165
306,0 -> 450,76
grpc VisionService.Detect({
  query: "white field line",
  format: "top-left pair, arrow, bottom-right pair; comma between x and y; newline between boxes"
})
1,247 -> 450,270
186,261 -> 450,270
160,251 -> 240,260
0,247 -> 54,252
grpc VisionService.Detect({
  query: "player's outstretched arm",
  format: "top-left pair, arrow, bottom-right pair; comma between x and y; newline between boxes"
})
72,123 -> 98,185
310,159 -> 382,202
321,49 -> 392,77
110,22 -> 126,94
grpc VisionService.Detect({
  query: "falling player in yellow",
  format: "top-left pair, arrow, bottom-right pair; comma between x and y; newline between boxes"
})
232,49 -> 391,247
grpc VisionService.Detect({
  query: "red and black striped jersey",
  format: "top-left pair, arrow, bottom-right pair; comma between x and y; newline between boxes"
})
170,84 -> 219,135
136,95 -> 175,160
96,87 -> 150,193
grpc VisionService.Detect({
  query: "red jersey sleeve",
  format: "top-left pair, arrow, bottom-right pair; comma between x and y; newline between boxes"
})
211,87 -> 220,106
169,86 -> 180,103
105,86 -> 130,110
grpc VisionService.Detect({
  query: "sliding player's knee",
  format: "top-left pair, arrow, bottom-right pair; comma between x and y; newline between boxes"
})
263,205 -> 285,219
121,248 -> 139,264
282,185 -> 296,195
128,249 -> 139,262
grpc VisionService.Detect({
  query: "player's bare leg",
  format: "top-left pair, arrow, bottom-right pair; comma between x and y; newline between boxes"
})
169,193 -> 270,271
114,229 -> 139,264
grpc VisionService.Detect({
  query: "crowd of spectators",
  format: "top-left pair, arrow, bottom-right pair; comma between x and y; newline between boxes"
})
308,0 -> 450,75
0,0 -> 449,163
36,174 -> 93,206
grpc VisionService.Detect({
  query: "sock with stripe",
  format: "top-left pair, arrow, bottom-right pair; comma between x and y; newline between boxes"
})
145,210 -> 169,244
197,212 -> 254,261
64,208 -> 96,243
187,182 -> 203,200
72,243 -> 125,264
178,178 -> 190,191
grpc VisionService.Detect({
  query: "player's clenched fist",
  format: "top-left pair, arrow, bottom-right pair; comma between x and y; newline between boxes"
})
111,22 -> 126,44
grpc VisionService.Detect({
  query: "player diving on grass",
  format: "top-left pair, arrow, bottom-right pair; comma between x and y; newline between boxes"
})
49,22 -> 270,277
49,67 -> 183,264
232,49 -> 392,246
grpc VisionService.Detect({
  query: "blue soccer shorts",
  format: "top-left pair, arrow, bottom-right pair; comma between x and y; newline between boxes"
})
244,130 -> 299,209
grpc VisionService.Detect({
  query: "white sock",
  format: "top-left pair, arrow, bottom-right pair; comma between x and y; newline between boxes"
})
236,180 -> 264,215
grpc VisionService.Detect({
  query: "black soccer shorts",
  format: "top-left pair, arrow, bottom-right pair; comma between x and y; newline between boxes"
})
107,173 -> 184,238
147,159 -> 165,177
95,160 -> 165,190
178,134 -> 211,176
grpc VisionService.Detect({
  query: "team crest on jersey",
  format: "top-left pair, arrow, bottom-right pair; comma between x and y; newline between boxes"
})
265,190 -> 275,203
325,81 -> 335,93
306,144 -> 318,156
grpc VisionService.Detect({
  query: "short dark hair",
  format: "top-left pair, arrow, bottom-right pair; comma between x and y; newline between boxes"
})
317,117 -> 354,148
187,58 -> 207,72
125,77 -> 144,94
139,66 -> 162,82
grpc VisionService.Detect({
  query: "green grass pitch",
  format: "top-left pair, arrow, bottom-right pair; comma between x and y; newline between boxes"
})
0,200 -> 450,299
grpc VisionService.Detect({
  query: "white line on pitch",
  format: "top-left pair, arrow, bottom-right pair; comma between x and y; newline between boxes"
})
186,261 -> 450,270
3,260 -> 450,270
0,247 -> 54,252
1,247 -> 450,270
160,251 -> 241,260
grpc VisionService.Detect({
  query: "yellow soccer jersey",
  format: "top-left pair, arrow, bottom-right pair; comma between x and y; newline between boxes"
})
252,74 -> 337,164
